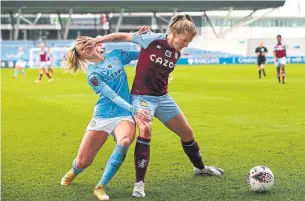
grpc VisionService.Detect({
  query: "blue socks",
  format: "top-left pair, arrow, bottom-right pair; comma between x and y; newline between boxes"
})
99,144 -> 128,186
72,159 -> 85,175
21,69 -> 25,75
14,69 -> 18,77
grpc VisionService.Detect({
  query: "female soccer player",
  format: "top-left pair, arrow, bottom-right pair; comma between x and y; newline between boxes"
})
60,33 -> 151,200
13,47 -> 27,78
78,15 -> 224,198
35,43 -> 53,83
273,35 -> 287,84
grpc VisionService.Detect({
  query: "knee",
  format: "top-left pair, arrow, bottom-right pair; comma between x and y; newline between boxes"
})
139,123 -> 152,139
181,127 -> 194,142
117,134 -> 135,147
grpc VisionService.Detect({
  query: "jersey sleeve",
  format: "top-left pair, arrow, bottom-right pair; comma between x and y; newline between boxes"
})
132,32 -> 166,49
87,72 -> 137,115
255,47 -> 259,53
119,50 -> 140,65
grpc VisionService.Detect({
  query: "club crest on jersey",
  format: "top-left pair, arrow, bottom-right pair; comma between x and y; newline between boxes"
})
90,76 -> 99,86
165,50 -> 172,58
113,59 -> 119,64
107,64 -> 113,68
140,100 -> 148,107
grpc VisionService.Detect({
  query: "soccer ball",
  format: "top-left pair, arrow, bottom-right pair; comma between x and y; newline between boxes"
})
247,166 -> 274,192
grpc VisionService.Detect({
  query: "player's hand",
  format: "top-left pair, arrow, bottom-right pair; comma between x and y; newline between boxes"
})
76,36 -> 98,51
137,26 -> 151,35
135,109 -> 151,123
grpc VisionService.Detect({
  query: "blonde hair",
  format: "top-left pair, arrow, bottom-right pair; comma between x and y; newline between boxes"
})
169,14 -> 197,36
61,45 -> 88,73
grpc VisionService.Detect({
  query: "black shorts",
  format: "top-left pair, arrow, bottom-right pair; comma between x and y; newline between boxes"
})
257,59 -> 266,66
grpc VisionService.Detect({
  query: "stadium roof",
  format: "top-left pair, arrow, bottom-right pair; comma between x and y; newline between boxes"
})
1,0 -> 286,14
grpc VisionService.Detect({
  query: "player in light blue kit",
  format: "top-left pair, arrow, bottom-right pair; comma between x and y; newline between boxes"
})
13,47 -> 27,78
60,29 -> 151,201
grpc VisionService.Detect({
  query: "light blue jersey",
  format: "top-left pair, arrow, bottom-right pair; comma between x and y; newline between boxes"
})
16,52 -> 27,62
132,32 -> 166,49
87,49 -> 140,118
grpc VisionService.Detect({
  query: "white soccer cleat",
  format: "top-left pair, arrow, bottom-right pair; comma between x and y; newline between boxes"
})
132,181 -> 145,198
194,166 -> 224,176
48,79 -> 54,83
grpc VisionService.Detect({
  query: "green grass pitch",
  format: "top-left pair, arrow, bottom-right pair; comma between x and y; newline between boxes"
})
1,64 -> 305,201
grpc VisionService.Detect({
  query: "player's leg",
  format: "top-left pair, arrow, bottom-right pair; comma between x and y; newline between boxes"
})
61,118 -> 109,185
131,95 -> 157,198
61,131 -> 108,185
48,61 -> 54,75
95,118 -> 135,201
275,59 -> 282,83
35,65 -> 44,83
19,61 -> 26,76
155,95 -> 224,176
13,66 -> 19,78
20,66 -> 26,76
276,66 -> 281,83
261,59 -> 266,77
280,58 -> 286,84
257,60 -> 262,79
281,65 -> 285,84
42,63 -> 53,82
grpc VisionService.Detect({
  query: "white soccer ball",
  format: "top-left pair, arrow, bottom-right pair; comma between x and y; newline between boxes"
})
247,166 -> 274,192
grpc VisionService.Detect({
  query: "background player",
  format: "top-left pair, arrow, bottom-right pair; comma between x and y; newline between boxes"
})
61,29 -> 151,201
273,35 -> 287,84
77,15 -> 224,198
35,43 -> 53,83
13,47 -> 27,78
255,41 -> 268,79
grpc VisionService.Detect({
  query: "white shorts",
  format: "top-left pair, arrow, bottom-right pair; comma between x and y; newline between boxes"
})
275,57 -> 287,67
86,116 -> 134,134
15,61 -> 27,68
40,61 -> 49,68
47,61 -> 52,66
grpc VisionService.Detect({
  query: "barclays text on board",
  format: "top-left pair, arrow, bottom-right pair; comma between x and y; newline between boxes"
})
177,56 -> 305,65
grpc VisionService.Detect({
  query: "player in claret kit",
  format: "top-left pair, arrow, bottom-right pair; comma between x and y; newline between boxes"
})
60,27 -> 151,201
273,35 -> 287,84
35,43 -> 53,83
78,15 -> 224,198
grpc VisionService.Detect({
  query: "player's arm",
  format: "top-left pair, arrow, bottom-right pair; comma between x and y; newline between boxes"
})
273,51 -> 277,61
88,72 -> 137,115
95,26 -> 151,43
77,26 -> 151,50
255,47 -> 260,56
263,47 -> 268,56
119,50 -> 140,64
